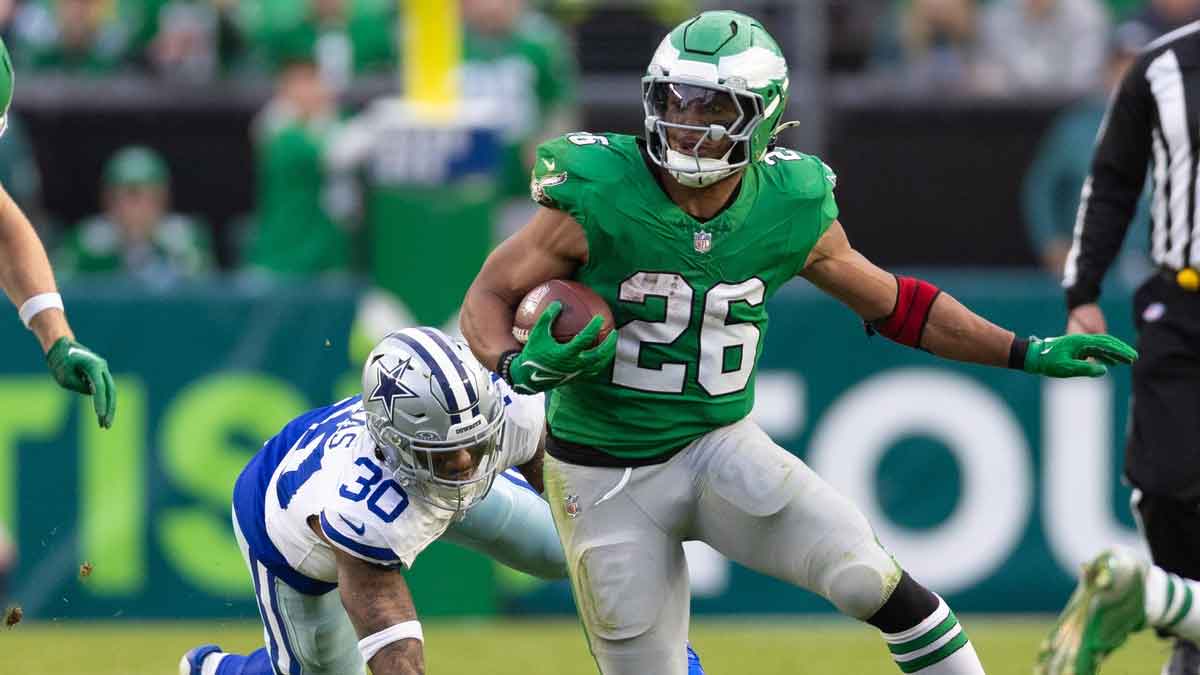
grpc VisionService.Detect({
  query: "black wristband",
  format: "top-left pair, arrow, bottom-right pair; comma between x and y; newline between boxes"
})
497,349 -> 522,385
1008,337 -> 1030,370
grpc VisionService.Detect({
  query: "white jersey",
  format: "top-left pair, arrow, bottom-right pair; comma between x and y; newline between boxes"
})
234,378 -> 543,589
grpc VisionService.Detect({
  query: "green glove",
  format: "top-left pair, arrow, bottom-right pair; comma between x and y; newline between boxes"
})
46,336 -> 116,428
1022,334 -> 1138,378
506,301 -> 618,395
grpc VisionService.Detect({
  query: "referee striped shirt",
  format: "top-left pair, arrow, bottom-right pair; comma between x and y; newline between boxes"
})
1063,21 -> 1200,309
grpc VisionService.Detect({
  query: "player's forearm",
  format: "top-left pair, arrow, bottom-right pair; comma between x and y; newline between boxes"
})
517,444 -> 545,494
0,190 -> 73,351
333,542 -> 421,652
338,570 -> 415,633
368,639 -> 425,675
28,309 -> 73,353
919,293 -> 1015,368
338,568 -> 425,674
0,189 -> 57,306
461,283 -> 523,372
442,474 -> 567,579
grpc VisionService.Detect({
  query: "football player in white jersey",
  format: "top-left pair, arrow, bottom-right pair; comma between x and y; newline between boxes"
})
180,326 -> 704,675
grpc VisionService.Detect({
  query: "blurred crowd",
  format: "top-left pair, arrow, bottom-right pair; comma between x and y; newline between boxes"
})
0,0 -> 692,79
0,0 -> 1186,92
837,0 -> 1197,96
0,0 -> 587,336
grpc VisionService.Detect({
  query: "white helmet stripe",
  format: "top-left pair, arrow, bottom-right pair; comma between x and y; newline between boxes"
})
669,59 -> 719,83
717,46 -> 788,88
390,331 -> 466,424
417,327 -> 480,416
763,94 -> 779,119
650,36 -> 680,72
403,329 -> 476,417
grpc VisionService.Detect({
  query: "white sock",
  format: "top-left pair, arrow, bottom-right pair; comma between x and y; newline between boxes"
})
1145,565 -> 1200,642
199,652 -> 226,675
880,595 -> 985,674
917,641 -> 984,675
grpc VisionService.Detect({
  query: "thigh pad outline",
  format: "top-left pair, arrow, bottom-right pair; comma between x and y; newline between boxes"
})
574,541 -> 667,642
705,438 -> 797,518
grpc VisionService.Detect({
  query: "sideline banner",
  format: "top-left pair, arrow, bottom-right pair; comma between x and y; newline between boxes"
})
1,273 -> 1139,618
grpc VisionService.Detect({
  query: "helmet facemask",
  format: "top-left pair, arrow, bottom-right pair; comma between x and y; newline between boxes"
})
366,400 -> 505,514
360,327 -> 509,516
643,75 -> 765,188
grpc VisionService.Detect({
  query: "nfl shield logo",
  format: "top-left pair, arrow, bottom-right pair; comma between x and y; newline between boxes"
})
693,230 -> 712,254
565,494 -> 581,519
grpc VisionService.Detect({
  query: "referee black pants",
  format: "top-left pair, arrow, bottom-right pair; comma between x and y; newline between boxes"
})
1127,273 -> 1200,579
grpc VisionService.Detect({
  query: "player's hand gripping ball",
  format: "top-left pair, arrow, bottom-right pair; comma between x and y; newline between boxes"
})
513,280 -> 614,345
507,281 -> 617,395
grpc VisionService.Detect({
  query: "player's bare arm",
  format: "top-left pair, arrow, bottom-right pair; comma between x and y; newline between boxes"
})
0,183 -> 116,426
0,186 -> 71,351
0,36 -> 113,427
461,205 -> 587,372
516,441 -> 546,495
802,220 -> 1137,375
336,552 -> 423,675
310,518 -> 424,675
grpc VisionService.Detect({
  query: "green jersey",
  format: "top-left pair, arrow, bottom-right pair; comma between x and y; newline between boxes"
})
532,133 -> 837,458
327,99 -> 502,328
56,212 -> 213,282
461,12 -> 577,198
248,112 -> 349,277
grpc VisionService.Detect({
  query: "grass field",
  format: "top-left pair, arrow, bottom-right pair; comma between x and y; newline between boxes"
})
0,617 -> 1169,674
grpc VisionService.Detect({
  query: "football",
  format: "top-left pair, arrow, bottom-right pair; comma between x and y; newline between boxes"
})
513,280 -> 615,346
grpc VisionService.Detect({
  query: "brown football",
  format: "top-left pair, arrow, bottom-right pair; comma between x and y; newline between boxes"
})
513,280 -> 615,346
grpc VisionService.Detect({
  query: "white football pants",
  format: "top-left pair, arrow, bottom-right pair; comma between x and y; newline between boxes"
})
544,417 -> 902,675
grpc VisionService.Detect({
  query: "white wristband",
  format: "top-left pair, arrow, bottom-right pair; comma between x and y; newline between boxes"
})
358,620 -> 423,664
18,292 -> 63,329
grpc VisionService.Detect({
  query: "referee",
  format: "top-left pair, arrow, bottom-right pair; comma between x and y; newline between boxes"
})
1061,21 -> 1200,674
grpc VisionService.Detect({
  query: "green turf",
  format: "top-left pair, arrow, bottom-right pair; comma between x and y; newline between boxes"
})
0,616 -> 1170,674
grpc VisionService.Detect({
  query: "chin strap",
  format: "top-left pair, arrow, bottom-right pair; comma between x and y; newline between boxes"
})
770,120 -> 802,144
665,142 -> 740,187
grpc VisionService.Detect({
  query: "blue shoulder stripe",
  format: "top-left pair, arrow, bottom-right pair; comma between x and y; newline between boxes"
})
319,512 -> 401,565
501,469 -> 538,495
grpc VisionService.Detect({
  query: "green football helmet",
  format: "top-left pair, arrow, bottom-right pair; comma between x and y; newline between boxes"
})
642,11 -> 789,187
0,37 -> 12,137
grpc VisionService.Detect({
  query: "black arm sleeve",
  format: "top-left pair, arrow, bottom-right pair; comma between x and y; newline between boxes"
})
1064,57 -> 1156,310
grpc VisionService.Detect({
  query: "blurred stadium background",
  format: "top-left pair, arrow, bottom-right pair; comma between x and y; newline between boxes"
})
0,0 -> 1181,672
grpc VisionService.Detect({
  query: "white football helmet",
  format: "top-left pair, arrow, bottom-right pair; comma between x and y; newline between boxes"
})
361,327 -> 506,513
642,11 -> 791,188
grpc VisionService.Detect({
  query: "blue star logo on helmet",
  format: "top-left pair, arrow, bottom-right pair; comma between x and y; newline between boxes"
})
369,356 -> 418,413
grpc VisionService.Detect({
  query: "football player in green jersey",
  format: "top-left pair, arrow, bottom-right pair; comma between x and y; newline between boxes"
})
0,37 -> 115,428
462,11 -> 1137,675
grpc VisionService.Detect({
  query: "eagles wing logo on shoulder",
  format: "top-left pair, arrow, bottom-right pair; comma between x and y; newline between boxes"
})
694,230 -> 712,254
821,161 -> 837,189
531,172 -> 568,206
